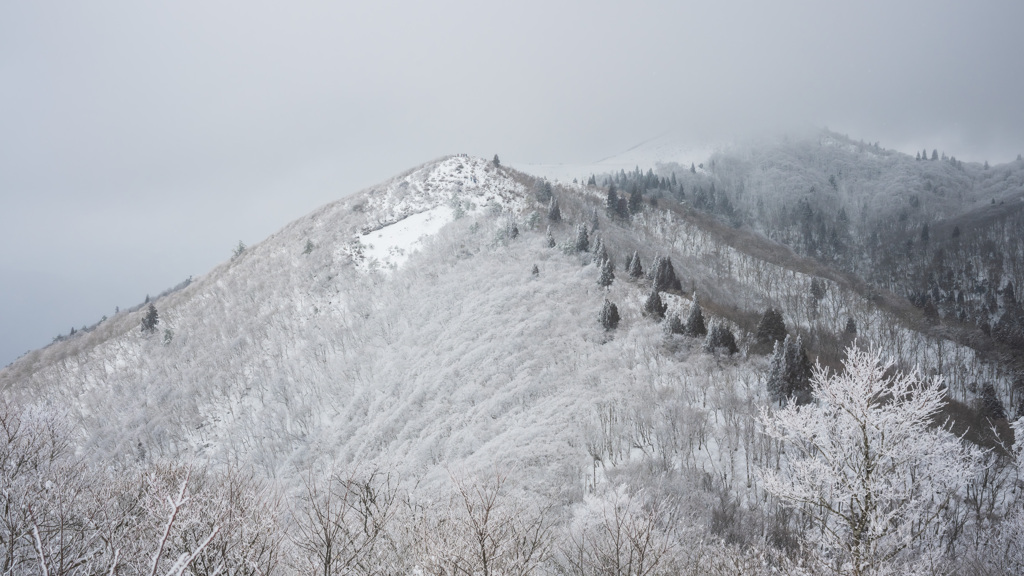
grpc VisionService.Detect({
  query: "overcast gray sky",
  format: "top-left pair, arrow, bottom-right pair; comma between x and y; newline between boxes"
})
2,0 -> 1023,366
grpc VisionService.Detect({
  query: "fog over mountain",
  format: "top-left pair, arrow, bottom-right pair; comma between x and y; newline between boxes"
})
3,1 -> 1024,366
4,132 -> 1024,572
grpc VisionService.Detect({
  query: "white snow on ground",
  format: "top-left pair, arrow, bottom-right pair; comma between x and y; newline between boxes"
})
351,155 -> 528,272
358,205 -> 454,270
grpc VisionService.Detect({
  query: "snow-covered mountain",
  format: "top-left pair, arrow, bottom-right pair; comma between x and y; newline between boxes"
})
4,136 -> 1024,574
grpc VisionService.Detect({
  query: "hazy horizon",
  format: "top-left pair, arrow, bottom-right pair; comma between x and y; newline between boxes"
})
3,0 -> 1024,366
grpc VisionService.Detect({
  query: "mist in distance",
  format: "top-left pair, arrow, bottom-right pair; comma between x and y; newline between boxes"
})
2,0 -> 1023,365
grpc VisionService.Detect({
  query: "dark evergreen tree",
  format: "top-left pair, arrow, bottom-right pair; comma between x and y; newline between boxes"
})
492,154 -> 501,167
845,317 -> 857,335
509,224 -> 519,239
531,264 -> 539,276
598,258 -> 615,287
643,289 -> 667,321
755,307 -> 787,347
536,180 -> 553,203
703,322 -> 738,355
652,256 -> 682,292
141,304 -> 159,333
627,251 -> 643,279
628,184 -> 643,215
588,175 -> 597,186
606,184 -> 620,217
931,149 -> 938,160
599,300 -> 620,331
784,335 -> 813,405
810,278 -> 826,301
666,314 -> 685,335
766,335 -> 812,405
574,224 -> 590,252
979,384 -> 1006,420
548,197 -> 561,222
690,162 -> 696,173
685,300 -> 707,337
545,227 -> 556,248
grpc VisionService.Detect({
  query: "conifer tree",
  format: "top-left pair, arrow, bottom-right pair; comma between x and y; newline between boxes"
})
531,264 -> 539,276
606,185 -> 620,218
845,317 -> 857,335
598,258 -> 615,288
592,237 -> 605,264
685,300 -> 707,337
492,154 -> 501,167
703,322 -> 738,355
545,226 -> 556,248
536,180 -> 553,203
785,335 -> 813,404
810,278 -> 826,301
642,289 -> 667,321
574,223 -> 589,252
616,197 -> 629,219
665,314 -> 685,336
766,334 -> 812,405
548,197 -> 561,222
141,303 -> 159,333
627,251 -> 643,279
628,185 -> 643,215
652,256 -> 682,292
599,300 -> 620,331
755,307 -> 787,347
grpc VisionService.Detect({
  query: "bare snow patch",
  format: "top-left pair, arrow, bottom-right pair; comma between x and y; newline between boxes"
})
357,206 -> 454,271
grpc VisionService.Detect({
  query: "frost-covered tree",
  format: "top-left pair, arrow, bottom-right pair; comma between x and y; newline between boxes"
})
574,224 -> 590,253
627,251 -> 643,279
606,184 -> 620,218
703,322 -> 738,355
548,197 -> 561,222
766,335 -> 812,406
141,304 -> 159,333
592,237 -> 607,265
598,258 -> 615,288
665,314 -> 685,336
684,300 -> 706,337
531,264 -> 539,277
545,227 -> 556,248
652,256 -> 681,292
642,290 -> 666,321
599,300 -> 620,331
492,154 -> 500,167
760,347 -> 984,576
536,180 -> 553,203
628,185 -> 643,215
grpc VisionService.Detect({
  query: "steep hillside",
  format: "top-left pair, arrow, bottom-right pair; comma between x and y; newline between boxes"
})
3,149 -> 1023,575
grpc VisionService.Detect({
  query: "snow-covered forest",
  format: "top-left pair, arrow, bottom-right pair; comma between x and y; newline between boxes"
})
3,140 -> 1024,575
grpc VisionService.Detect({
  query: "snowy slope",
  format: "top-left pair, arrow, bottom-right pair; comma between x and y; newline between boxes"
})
1,154 -> 764,499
